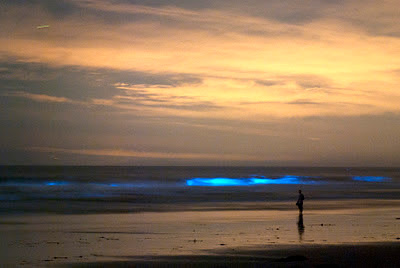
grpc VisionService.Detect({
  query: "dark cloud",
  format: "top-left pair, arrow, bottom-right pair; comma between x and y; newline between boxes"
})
84,0 -> 343,24
256,75 -> 334,91
0,59 -> 202,100
335,1 -> 400,38
4,0 -> 80,18
0,59 -> 215,126
255,80 -> 281,87
297,81 -> 328,89
212,0 -> 345,24
114,84 -> 222,111
289,75 -> 333,91
287,99 -> 321,105
110,0 -> 218,10
0,0 -> 329,38
356,21 -> 400,38
0,61 -> 61,81
0,60 -> 221,134
4,0 -> 399,39
117,97 -> 222,111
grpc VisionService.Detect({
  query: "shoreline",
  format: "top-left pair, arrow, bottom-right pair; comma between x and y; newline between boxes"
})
1,199 -> 400,216
69,242 -> 400,267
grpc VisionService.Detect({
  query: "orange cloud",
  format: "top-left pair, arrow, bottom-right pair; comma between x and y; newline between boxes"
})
1,0 -> 400,120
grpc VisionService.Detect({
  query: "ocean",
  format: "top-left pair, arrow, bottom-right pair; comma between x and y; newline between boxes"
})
1,166 -> 399,214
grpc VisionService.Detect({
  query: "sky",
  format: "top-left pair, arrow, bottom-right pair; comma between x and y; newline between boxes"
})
1,0 -> 400,166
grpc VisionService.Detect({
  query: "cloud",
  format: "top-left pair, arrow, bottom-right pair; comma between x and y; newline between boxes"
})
297,81 -> 330,91
112,82 -> 223,112
336,0 -> 400,37
255,80 -> 282,87
1,0 -> 400,120
2,1 -> 400,166
287,99 -> 321,105
27,146 -> 265,161
0,61 -> 60,81
114,95 -> 222,111
90,98 -> 114,106
4,91 -> 79,104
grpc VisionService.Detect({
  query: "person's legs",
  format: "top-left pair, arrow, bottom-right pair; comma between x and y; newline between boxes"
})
298,204 -> 303,214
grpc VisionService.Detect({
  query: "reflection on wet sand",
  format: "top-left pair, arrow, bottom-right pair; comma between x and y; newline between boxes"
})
297,214 -> 304,241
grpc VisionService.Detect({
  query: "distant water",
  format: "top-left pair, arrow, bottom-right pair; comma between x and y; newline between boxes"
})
0,166 -> 399,214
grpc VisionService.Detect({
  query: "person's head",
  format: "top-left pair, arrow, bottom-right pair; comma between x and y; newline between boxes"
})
298,190 -> 302,193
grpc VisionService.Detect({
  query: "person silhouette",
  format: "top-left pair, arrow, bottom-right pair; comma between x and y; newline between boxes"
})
297,213 -> 304,241
296,190 -> 304,214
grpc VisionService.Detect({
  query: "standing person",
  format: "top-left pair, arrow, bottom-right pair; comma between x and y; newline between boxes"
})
296,190 -> 304,214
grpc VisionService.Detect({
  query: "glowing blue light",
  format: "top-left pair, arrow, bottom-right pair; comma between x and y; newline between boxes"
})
186,178 -> 248,186
186,175 -> 319,186
45,181 -> 69,186
352,176 -> 391,182
250,176 -> 300,184
90,182 -> 151,188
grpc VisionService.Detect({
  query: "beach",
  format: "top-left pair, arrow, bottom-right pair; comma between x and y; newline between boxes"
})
1,166 -> 399,266
3,0 -> 400,266
1,202 -> 399,267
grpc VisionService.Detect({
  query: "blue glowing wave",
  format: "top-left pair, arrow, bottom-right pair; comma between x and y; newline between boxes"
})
186,175 -> 320,186
45,181 -> 70,186
352,176 -> 391,182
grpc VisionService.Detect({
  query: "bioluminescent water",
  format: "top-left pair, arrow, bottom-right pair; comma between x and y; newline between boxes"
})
0,166 -> 398,214
46,181 -> 70,186
352,176 -> 391,182
186,175 -> 320,186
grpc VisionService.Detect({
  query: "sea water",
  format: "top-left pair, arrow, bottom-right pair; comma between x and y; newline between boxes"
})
0,166 -> 399,214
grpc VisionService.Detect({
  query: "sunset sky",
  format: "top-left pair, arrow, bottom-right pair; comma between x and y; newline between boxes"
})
1,0 -> 400,166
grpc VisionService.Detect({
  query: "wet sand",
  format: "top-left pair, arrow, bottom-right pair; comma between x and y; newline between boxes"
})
70,243 -> 400,267
0,202 -> 399,267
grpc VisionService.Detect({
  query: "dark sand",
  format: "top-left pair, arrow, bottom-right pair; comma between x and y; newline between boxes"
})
1,201 -> 399,267
70,243 -> 400,267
